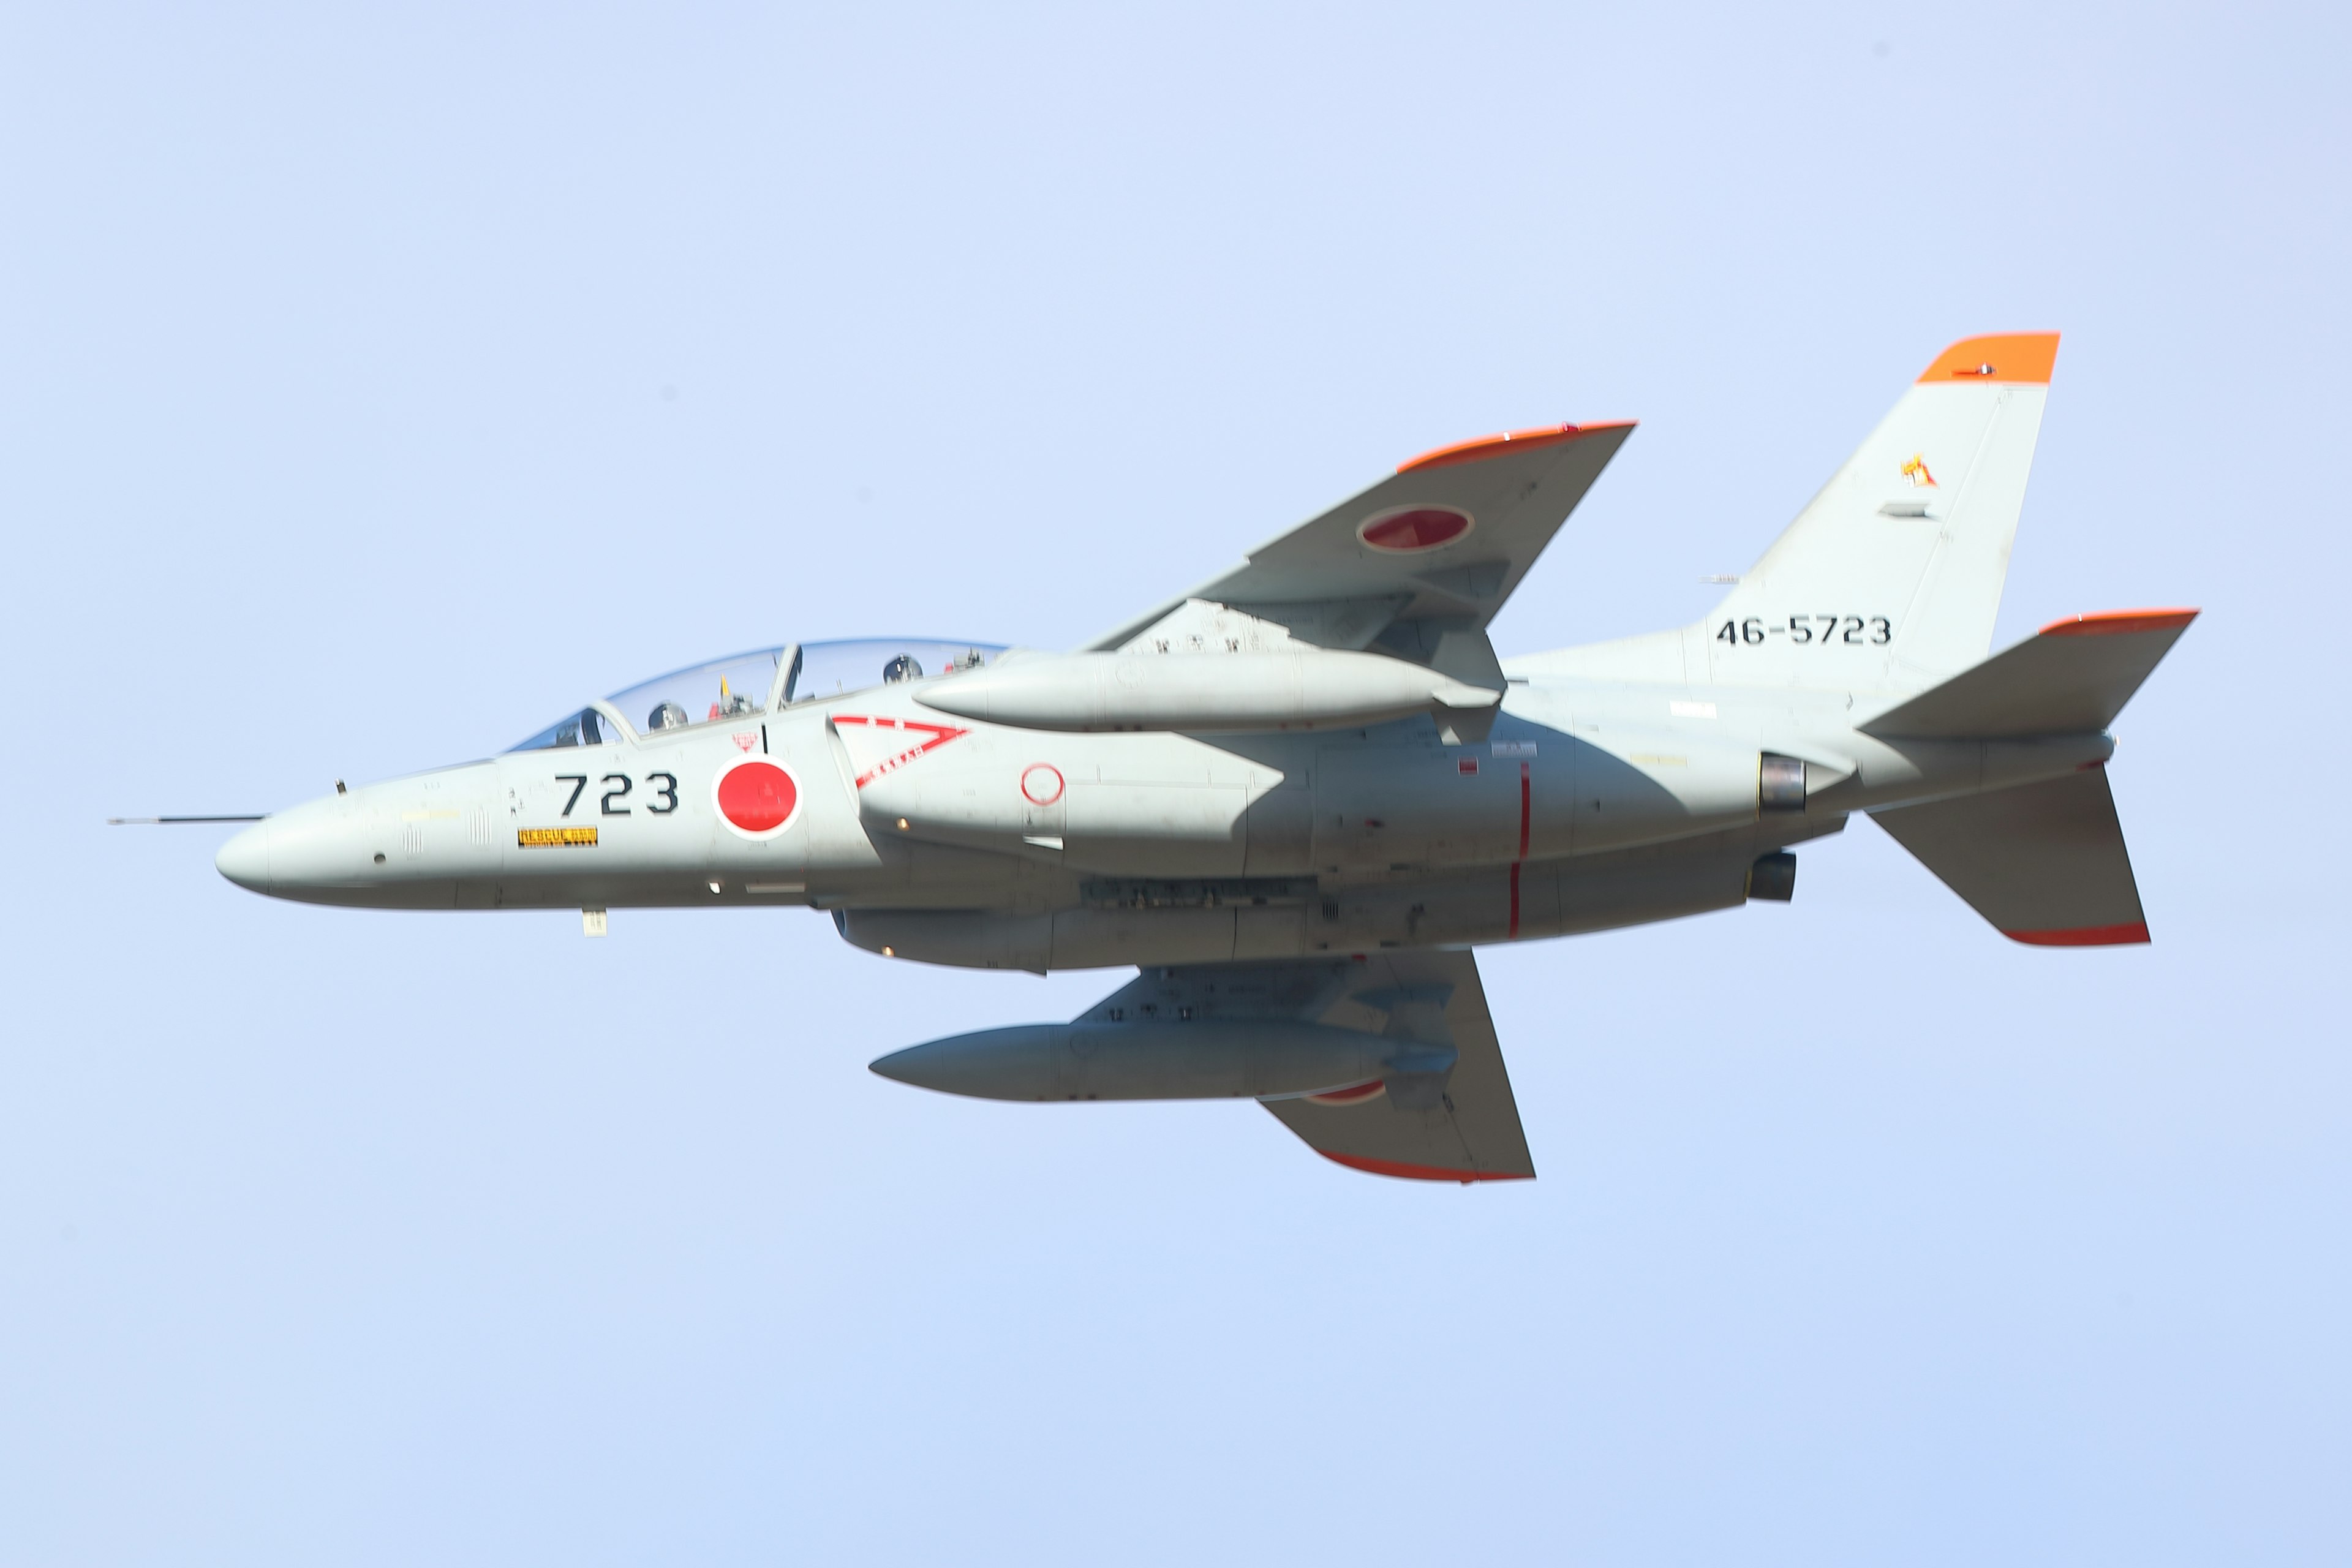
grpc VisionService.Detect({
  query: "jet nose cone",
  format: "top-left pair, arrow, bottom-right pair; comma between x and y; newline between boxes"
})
214,821 -> 273,892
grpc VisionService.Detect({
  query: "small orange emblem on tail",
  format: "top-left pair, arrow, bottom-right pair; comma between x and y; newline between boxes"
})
1901,454 -> 1938,488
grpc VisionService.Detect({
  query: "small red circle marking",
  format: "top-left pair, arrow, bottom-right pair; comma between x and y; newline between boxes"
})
1306,1079 -> 1387,1107
1358,506 -> 1472,552
1020,764 -> 1065,806
716,759 -> 799,835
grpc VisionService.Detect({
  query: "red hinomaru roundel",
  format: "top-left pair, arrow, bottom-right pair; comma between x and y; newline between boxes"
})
713,756 -> 801,839
1357,505 -> 1472,552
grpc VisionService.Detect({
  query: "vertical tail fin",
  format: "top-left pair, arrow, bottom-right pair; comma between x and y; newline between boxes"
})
1706,333 -> 2059,693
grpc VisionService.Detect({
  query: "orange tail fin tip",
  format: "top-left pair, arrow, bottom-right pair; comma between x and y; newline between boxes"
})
1917,333 -> 2060,385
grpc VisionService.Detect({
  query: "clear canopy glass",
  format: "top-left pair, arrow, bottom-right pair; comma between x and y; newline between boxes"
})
508,706 -> 626,752
507,638 -> 1006,752
609,647 -> 796,736
786,639 -> 999,704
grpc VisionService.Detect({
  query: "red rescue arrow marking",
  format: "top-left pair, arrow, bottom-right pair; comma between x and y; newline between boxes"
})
832,714 -> 971,788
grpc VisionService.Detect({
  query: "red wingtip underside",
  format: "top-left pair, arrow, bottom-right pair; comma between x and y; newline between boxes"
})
1395,420 -> 1634,473
1318,1151 -> 1531,1185
2038,608 -> 2202,638
2005,922 -> 2152,947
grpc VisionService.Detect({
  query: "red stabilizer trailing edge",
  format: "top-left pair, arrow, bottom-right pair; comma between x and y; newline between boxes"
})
1320,1151 -> 1532,1185
2004,921 -> 2152,947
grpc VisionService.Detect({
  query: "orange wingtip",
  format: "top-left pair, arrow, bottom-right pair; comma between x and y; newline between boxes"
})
2005,922 -> 2150,947
1918,333 -> 2060,385
1319,1151 -> 1532,1184
2038,608 -> 2201,638
1396,420 -> 1634,473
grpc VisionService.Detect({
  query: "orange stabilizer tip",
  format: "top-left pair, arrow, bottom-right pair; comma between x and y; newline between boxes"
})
1395,420 -> 1634,474
1918,333 -> 2061,385
2038,608 -> 2201,638
2004,922 -> 2151,947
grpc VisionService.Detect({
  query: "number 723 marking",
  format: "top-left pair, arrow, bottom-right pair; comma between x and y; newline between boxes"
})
554,772 -> 680,816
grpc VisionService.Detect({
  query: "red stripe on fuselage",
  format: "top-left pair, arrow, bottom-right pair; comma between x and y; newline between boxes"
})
1517,762 -> 1530,858
1506,760 -> 1530,937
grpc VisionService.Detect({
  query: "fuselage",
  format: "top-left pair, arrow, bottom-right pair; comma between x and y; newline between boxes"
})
216,652 -> 2111,971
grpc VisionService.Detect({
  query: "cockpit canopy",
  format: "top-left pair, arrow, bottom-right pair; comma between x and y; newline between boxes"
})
510,638 -> 1005,752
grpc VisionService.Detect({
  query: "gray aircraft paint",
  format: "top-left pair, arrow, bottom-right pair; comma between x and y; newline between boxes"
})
208,333 -> 2195,1181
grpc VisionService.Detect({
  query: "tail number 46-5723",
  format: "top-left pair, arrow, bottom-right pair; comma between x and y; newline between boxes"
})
1718,615 -> 1893,647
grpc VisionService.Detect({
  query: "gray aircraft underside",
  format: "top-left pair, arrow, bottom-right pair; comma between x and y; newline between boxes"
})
197,333 -> 2195,1183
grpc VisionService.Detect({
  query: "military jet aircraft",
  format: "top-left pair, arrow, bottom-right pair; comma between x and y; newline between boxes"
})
181,333 -> 2193,1182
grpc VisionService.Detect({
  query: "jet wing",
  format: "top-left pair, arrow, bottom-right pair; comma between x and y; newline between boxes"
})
1088,949 -> 1536,1183
1087,422 -> 1634,665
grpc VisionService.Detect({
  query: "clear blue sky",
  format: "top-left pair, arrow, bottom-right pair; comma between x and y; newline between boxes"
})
4,4 -> 2346,1562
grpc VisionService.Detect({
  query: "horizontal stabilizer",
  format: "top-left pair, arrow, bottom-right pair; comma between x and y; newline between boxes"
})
1871,767 -> 2149,945
1860,608 -> 2197,739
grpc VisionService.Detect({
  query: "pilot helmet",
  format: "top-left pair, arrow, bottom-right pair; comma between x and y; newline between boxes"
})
648,700 -> 690,731
883,654 -> 924,684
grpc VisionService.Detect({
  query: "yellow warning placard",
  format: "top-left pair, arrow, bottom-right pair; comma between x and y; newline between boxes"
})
518,826 -> 598,848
